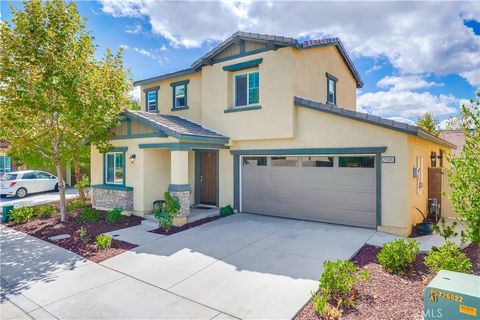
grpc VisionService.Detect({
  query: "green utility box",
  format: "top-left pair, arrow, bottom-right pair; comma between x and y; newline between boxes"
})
425,270 -> 479,320
2,205 -> 14,223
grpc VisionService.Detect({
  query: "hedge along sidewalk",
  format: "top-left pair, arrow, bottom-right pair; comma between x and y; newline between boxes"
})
367,219 -> 467,252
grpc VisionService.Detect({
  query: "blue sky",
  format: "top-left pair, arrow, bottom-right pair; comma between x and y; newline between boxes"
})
2,1 -> 479,126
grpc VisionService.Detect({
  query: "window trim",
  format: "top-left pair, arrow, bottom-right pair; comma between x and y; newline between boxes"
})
326,73 -> 337,105
104,151 -> 126,186
170,79 -> 190,110
143,86 -> 159,113
233,69 -> 259,108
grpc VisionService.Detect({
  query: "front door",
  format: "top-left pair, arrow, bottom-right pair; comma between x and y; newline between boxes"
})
199,151 -> 217,205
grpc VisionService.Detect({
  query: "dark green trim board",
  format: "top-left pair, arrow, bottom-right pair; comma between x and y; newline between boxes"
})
224,105 -> 262,113
170,79 -> 190,87
178,135 -> 229,144
143,86 -> 160,93
91,184 -> 133,191
194,150 -> 219,206
171,106 -> 189,112
326,73 -> 338,82
168,184 -> 191,192
139,142 -> 229,151
134,68 -> 197,86
233,155 -> 240,211
230,147 -> 387,156
102,147 -> 128,153
222,58 -> 263,72
375,153 -> 382,225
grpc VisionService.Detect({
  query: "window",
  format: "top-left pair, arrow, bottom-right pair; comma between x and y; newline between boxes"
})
430,151 -> 437,167
22,172 -> 36,180
105,152 -> 125,185
0,155 -> 11,173
439,150 -> 444,167
35,172 -> 53,179
1,173 -> 17,181
302,156 -> 334,167
174,85 -> 186,108
146,90 -> 158,112
235,71 -> 259,107
243,157 -> 267,166
271,156 -> 298,167
339,156 -> 374,168
326,73 -> 337,105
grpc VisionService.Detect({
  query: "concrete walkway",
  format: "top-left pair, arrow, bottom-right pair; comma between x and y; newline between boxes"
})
1,214 -> 375,319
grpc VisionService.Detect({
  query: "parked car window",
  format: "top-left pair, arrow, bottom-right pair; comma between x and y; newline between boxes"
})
339,156 -> 374,168
271,156 -> 298,167
105,152 -> 124,185
302,156 -> 334,167
243,157 -> 267,166
22,172 -> 36,179
35,172 -> 52,179
1,173 -> 17,181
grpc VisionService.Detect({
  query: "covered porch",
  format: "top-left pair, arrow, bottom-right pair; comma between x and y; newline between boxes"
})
90,110 -> 229,225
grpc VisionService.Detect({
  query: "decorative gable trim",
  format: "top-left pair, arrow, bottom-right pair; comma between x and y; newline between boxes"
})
222,58 -> 263,72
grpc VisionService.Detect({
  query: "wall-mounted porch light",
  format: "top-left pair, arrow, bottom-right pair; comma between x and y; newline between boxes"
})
129,154 -> 136,164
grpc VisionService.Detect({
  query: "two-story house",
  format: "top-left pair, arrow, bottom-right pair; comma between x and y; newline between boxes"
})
90,31 -> 456,237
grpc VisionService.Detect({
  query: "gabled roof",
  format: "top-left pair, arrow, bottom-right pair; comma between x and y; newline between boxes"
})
191,31 -> 363,88
134,31 -> 363,88
294,97 -> 456,149
124,109 -> 229,144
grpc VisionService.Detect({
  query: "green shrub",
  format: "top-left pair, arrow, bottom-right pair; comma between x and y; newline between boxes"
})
154,192 -> 180,232
433,217 -> 459,240
424,241 -> 472,273
36,205 -> 56,219
377,239 -> 420,274
312,289 -> 329,317
220,205 -> 234,217
67,199 -> 88,212
106,208 -> 123,224
77,208 -> 99,224
75,226 -> 90,244
9,207 -> 37,223
320,260 -> 357,298
96,234 -> 112,249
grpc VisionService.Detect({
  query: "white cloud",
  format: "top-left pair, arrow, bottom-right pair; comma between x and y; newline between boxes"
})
358,91 -> 458,118
119,44 -> 129,50
377,75 -> 443,92
126,24 -> 143,34
133,47 -> 166,64
100,0 -> 480,85
129,86 -> 140,103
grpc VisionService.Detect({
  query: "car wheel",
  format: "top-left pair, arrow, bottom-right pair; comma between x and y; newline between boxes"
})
16,187 -> 28,198
53,183 -> 59,192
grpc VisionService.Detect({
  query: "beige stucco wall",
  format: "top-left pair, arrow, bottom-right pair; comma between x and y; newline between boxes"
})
293,46 -> 357,110
139,71 -> 203,123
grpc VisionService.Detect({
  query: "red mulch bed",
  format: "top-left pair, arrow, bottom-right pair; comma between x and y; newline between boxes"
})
295,243 -> 479,320
149,214 -> 224,235
6,201 -> 143,263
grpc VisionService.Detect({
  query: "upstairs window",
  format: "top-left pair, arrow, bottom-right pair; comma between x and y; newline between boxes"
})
170,80 -> 189,110
235,71 -> 259,107
326,73 -> 337,105
144,86 -> 159,113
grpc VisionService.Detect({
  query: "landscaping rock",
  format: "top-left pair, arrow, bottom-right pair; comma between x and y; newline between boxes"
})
48,234 -> 71,241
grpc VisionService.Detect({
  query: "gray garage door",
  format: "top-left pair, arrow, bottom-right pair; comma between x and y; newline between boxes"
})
241,155 -> 376,228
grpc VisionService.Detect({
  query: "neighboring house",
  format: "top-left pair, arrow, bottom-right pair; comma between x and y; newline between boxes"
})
90,31 -> 456,237
439,130 -> 466,157
0,140 -> 20,174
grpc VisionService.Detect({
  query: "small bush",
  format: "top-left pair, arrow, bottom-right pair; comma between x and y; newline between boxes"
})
433,217 -> 459,240
377,239 -> 420,274
424,241 -> 472,273
67,199 -> 88,212
154,192 -> 180,232
96,234 -> 112,249
106,208 -> 123,224
77,208 -> 99,224
75,226 -> 90,244
36,205 -> 56,219
9,207 -> 37,223
312,289 -> 329,317
220,205 -> 234,217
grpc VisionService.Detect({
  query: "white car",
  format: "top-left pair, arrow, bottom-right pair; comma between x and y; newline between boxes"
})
0,170 -> 59,198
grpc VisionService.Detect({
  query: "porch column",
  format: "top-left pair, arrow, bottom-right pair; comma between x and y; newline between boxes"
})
169,150 -> 190,225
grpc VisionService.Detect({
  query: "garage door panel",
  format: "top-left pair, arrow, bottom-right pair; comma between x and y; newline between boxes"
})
241,155 -> 376,228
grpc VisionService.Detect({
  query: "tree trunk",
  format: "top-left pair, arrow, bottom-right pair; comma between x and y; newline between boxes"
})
73,156 -> 85,200
55,162 -> 67,221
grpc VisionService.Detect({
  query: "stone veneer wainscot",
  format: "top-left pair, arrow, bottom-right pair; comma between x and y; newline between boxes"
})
91,185 -> 134,212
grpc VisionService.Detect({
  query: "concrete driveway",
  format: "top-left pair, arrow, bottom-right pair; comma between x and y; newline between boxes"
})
1,214 -> 375,319
1,188 -> 78,208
